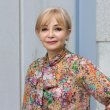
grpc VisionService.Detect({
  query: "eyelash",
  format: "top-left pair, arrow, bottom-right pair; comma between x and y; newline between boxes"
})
41,28 -> 48,31
41,27 -> 62,32
55,27 -> 62,31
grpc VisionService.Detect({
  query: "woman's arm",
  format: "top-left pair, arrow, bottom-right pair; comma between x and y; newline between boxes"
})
22,60 -> 42,110
79,57 -> 110,107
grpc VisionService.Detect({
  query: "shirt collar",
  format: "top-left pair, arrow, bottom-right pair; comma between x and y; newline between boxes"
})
44,48 -> 69,67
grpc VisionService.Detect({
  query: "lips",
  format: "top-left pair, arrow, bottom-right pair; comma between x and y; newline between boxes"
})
46,41 -> 58,44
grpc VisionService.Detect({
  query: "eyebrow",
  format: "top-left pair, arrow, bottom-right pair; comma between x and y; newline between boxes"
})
54,24 -> 60,26
41,24 -> 61,27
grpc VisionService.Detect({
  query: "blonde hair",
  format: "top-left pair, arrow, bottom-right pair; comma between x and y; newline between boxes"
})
35,7 -> 72,33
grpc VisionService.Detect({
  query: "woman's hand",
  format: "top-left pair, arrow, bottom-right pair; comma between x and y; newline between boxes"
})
105,104 -> 110,110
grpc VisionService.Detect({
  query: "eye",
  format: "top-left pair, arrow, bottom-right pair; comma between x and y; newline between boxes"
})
55,27 -> 62,31
41,28 -> 48,32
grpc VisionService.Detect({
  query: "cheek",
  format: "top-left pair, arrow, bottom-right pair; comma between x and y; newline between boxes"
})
57,33 -> 67,41
38,33 -> 46,41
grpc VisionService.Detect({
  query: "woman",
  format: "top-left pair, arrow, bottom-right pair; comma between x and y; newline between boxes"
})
22,7 -> 110,110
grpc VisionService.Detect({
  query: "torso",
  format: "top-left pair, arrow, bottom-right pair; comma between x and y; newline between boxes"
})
30,50 -> 90,110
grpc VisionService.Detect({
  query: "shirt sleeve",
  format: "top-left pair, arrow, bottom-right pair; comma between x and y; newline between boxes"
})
79,57 -> 110,106
22,60 -> 43,110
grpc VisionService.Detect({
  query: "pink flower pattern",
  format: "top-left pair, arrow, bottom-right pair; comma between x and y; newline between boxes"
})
22,49 -> 110,110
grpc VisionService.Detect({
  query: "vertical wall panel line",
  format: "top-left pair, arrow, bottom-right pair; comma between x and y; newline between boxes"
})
75,0 -> 79,54
19,0 -> 24,109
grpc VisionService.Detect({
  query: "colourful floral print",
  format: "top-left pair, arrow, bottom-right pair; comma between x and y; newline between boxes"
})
22,48 -> 110,110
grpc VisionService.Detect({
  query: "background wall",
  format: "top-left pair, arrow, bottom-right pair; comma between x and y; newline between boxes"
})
0,0 -> 20,110
96,0 -> 110,109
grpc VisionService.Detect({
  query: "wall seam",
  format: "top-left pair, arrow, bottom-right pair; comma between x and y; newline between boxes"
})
75,0 -> 79,54
19,0 -> 24,109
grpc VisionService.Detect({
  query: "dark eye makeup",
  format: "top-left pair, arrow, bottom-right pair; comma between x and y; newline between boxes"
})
41,28 -> 48,31
55,27 -> 63,31
40,26 -> 63,32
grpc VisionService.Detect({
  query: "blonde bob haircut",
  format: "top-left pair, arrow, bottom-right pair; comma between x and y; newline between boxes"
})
35,7 -> 72,33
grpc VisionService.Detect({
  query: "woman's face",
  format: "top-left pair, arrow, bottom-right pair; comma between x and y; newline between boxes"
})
37,17 -> 69,52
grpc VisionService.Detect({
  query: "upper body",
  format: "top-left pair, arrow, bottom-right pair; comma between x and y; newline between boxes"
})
22,48 -> 110,110
22,7 -> 110,110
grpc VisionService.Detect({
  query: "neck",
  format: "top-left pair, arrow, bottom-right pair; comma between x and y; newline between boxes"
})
47,48 -> 65,61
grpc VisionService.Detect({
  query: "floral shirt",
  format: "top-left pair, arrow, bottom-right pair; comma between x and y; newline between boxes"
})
22,49 -> 110,110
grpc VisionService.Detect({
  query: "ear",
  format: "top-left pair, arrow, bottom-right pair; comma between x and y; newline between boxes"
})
67,29 -> 71,36
35,29 -> 42,41
35,29 -> 39,36
66,29 -> 71,37
66,29 -> 71,39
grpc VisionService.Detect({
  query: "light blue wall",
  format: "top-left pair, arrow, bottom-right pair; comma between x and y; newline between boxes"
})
76,0 -> 96,109
76,0 -> 96,63
0,0 -> 20,110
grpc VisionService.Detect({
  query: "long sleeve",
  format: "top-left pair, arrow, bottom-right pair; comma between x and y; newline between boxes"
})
22,67 -> 32,110
22,60 -> 43,110
79,57 -> 110,106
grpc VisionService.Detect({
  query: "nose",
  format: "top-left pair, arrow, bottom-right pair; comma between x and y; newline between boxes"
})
48,29 -> 54,38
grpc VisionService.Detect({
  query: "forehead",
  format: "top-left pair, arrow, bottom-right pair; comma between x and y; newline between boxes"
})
40,13 -> 66,27
41,18 -> 61,27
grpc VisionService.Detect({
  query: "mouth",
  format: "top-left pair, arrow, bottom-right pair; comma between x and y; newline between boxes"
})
46,41 -> 58,44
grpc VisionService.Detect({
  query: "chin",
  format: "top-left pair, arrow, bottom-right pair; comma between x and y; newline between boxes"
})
46,47 -> 64,52
46,48 -> 59,52
44,44 -> 64,51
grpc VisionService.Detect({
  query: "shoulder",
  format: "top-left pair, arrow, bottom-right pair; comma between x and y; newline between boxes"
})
65,51 -> 85,64
66,52 -> 94,70
26,57 -> 44,77
30,57 -> 43,68
72,53 -> 98,76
